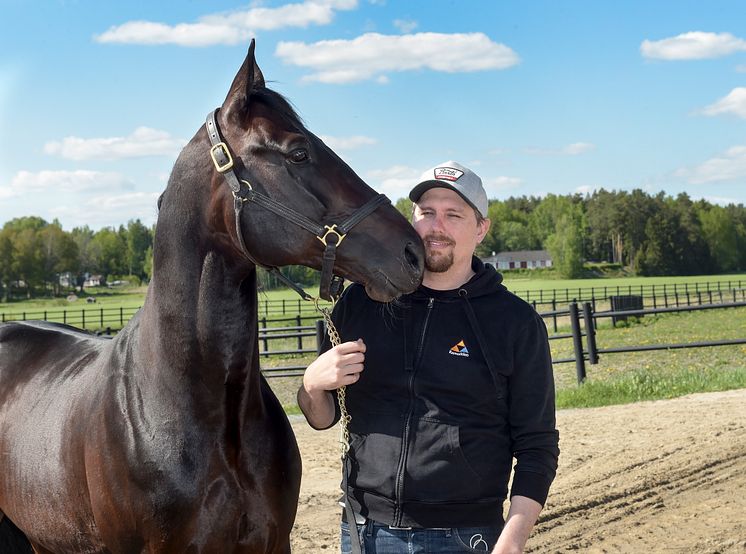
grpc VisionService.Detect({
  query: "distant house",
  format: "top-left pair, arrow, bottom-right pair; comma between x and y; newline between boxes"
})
59,272 -> 75,288
482,250 -> 553,270
84,274 -> 103,287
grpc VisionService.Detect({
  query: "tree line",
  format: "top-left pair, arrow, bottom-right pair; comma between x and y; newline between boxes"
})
397,189 -> 746,278
0,217 -> 153,301
2,188 -> 745,300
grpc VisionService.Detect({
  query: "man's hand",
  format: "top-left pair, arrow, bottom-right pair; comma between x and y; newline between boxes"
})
304,339 -> 366,393
491,495 -> 542,554
297,339 -> 366,429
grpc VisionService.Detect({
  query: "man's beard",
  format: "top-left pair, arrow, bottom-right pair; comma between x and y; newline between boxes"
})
423,234 -> 455,273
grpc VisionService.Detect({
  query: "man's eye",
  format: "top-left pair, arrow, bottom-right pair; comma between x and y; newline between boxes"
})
289,149 -> 309,163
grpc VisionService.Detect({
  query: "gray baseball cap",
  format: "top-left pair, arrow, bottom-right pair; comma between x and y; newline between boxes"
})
409,160 -> 488,217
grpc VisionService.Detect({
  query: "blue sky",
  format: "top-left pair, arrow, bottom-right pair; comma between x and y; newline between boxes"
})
2,0 -> 746,230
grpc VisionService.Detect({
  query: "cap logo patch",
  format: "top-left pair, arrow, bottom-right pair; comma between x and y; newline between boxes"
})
434,167 -> 464,182
448,339 -> 470,357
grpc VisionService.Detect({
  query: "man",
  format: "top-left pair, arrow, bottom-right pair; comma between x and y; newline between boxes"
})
298,161 -> 559,553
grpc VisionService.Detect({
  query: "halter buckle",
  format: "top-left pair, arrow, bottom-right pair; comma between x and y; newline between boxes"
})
317,224 -> 347,247
210,142 -> 234,173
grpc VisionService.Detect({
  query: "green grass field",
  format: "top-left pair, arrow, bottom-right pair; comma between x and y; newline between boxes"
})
501,272 -> 746,295
265,304 -> 746,413
3,277 -> 745,413
4,272 -> 745,316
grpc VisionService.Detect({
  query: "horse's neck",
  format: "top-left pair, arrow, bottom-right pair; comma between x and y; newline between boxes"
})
135,171 -> 261,419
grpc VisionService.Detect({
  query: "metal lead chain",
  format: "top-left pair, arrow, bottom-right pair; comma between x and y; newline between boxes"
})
320,306 -> 351,459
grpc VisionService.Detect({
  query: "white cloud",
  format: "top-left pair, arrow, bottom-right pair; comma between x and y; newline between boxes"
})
676,145 -> 746,184
366,165 -> 420,198
365,165 -> 520,200
275,32 -> 520,83
701,87 -> 746,119
488,176 -> 522,189
700,195 -> 742,206
562,142 -> 596,155
393,19 -> 418,33
640,31 -> 746,60
0,170 -> 134,199
319,134 -> 377,150
94,0 -> 358,47
524,142 -> 596,156
44,127 -> 185,161
49,192 -> 161,228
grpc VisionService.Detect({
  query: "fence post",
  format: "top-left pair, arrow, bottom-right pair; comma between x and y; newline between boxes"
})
315,319 -> 326,356
569,302 -> 586,383
552,299 -> 557,333
582,302 -> 598,365
82,309 -> 86,329
120,307 -> 124,327
296,315 -> 303,350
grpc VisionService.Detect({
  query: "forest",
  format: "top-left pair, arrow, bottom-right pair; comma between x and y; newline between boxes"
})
2,188 -> 746,300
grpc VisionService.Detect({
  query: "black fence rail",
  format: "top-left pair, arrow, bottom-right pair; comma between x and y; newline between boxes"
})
563,300 -> 746,384
3,285 -> 745,381
4,278 -> 745,330
0,305 -> 142,331
517,278 -> 746,306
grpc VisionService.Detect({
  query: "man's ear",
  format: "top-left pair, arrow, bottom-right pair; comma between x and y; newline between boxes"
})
477,218 -> 491,243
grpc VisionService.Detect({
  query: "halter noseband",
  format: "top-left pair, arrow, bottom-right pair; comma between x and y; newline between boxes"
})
205,108 -> 390,302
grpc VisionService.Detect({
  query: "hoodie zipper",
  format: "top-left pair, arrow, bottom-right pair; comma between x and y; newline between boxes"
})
393,296 -> 434,527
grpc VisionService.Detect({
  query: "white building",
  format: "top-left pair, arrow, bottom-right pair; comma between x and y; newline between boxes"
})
482,250 -> 553,270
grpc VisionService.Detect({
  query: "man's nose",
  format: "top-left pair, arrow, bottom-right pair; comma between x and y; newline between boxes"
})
429,213 -> 445,232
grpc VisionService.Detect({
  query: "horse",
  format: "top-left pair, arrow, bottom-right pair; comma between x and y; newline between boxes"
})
0,40 -> 424,553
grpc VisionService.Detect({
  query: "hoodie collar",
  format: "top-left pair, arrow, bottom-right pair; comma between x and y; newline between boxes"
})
414,256 -> 504,300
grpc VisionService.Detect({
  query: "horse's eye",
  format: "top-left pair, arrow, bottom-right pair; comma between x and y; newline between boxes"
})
289,149 -> 309,164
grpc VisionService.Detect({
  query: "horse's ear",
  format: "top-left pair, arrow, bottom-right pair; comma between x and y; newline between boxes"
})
222,38 -> 265,120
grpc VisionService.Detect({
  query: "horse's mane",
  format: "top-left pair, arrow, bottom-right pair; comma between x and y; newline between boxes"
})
250,86 -> 305,129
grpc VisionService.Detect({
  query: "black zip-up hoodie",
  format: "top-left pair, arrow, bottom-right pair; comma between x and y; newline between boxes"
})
322,258 -> 559,528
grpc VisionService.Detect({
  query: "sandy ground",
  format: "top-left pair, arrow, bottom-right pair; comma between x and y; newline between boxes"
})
289,389 -> 746,553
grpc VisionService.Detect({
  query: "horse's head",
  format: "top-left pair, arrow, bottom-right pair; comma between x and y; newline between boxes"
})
204,41 -> 424,302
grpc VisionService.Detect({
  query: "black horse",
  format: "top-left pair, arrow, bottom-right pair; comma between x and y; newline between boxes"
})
0,41 -> 424,553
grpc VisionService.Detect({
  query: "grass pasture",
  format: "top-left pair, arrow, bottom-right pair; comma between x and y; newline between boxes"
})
2,277 -> 745,412
550,305 -> 746,407
265,304 -> 746,414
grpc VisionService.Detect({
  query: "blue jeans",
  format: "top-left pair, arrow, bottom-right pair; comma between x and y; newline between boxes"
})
341,519 -> 502,553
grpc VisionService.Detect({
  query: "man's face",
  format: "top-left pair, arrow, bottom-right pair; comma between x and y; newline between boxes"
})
412,187 -> 489,275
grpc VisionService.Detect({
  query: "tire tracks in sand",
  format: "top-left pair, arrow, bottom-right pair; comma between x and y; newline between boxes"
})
290,389 -> 746,553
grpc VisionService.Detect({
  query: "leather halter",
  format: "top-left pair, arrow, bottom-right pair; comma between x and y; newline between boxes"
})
205,108 -> 390,301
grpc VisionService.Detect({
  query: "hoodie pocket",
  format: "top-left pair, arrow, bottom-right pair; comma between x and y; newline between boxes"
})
347,414 -> 403,499
404,418 -> 484,503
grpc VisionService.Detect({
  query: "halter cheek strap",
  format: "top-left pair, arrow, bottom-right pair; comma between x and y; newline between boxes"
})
205,108 -> 389,302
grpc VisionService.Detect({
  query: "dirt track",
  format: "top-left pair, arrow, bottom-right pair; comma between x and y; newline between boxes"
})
289,389 -> 746,553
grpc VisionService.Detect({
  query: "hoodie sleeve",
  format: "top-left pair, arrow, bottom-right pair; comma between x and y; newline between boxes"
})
508,312 -> 560,506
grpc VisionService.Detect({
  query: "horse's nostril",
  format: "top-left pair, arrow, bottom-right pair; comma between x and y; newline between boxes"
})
404,241 -> 422,271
